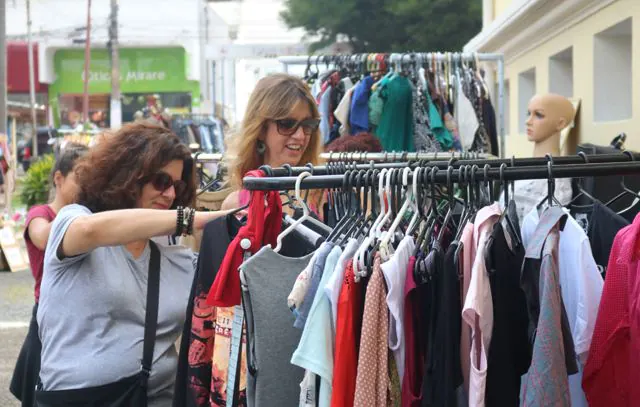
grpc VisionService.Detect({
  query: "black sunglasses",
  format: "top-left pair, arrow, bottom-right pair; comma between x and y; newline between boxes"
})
275,118 -> 321,136
142,172 -> 187,197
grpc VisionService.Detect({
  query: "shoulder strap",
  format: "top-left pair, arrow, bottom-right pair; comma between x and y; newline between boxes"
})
140,241 -> 161,387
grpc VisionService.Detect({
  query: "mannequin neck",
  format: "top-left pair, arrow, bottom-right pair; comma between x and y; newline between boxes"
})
532,133 -> 561,158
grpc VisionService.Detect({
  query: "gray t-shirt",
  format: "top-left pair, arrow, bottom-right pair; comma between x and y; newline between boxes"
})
240,246 -> 314,407
38,204 -> 196,406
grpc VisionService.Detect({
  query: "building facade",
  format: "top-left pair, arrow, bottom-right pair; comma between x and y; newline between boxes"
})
50,47 -> 198,127
6,0 -> 207,127
466,0 -> 639,156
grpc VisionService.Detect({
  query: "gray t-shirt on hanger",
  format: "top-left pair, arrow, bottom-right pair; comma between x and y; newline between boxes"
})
38,204 -> 196,407
240,246 -> 314,407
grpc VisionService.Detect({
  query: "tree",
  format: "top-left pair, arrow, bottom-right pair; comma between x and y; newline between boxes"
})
281,0 -> 482,53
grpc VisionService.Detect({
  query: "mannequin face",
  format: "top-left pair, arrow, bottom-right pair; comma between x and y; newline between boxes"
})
525,94 -> 574,143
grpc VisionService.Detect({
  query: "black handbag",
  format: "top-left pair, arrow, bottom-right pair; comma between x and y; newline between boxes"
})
35,241 -> 162,407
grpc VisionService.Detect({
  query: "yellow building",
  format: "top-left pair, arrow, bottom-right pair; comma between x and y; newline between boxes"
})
465,0 -> 639,157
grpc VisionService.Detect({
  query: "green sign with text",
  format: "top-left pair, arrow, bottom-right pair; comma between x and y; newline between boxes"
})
53,47 -> 196,94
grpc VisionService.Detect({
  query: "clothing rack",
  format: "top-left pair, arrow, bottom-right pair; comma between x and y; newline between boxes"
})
320,151 -> 497,162
279,52 -> 506,157
225,152 -> 640,179
243,154 -> 640,191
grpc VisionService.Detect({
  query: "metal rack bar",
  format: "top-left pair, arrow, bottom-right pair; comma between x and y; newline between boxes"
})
243,161 -> 640,191
279,51 -> 506,158
320,151 -> 496,162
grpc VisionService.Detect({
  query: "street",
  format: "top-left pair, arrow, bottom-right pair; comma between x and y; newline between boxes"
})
0,269 -> 33,407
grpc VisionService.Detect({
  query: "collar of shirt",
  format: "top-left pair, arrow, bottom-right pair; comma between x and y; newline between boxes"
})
472,202 -> 501,244
617,211 -> 640,264
524,206 -> 567,260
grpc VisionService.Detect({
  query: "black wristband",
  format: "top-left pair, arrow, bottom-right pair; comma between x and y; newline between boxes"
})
176,206 -> 184,235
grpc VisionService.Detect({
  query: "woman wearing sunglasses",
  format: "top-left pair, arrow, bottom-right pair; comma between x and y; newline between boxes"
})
222,73 -> 324,214
35,122 -> 231,406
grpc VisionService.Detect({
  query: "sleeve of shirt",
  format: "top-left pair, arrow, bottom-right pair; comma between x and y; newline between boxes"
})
24,205 -> 53,242
573,237 -> 604,356
44,204 -> 93,269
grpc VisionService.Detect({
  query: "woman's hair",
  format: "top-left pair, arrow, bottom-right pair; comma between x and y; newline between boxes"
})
74,122 -> 196,213
51,143 -> 89,182
225,73 -> 323,189
325,132 -> 383,153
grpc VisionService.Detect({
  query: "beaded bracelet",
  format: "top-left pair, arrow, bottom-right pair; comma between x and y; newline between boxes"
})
186,208 -> 195,236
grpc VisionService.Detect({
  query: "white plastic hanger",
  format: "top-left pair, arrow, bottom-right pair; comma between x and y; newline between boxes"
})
407,167 -> 422,234
351,169 -> 385,280
353,168 -> 393,278
274,171 -> 320,253
379,167 -> 415,260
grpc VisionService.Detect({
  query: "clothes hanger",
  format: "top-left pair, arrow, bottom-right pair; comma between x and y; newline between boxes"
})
604,150 -> 640,209
535,154 -> 561,213
567,152 -> 599,209
406,167 -> 422,236
274,171 -> 313,252
326,169 -> 355,242
436,166 -> 457,245
341,170 -> 367,240
352,168 -> 378,239
351,168 -> 387,280
379,167 -> 414,259
355,168 -> 394,278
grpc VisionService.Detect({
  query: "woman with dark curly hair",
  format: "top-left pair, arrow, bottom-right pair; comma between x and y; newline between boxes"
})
35,122 -> 231,407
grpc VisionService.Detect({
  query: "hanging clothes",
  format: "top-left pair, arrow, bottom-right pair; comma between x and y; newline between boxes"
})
583,211 -> 640,406
375,75 -> 415,152
331,264 -> 366,407
570,201 -> 630,276
462,203 -> 501,407
519,207 -> 572,406
291,245 -> 342,407
240,246 -> 314,407
353,253 -> 391,407
350,76 -> 374,135
484,204 -> 530,406
206,171 -> 282,307
522,207 -> 603,407
455,76 -> 479,151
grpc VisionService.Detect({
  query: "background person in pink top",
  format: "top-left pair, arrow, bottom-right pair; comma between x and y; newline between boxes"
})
10,143 -> 88,407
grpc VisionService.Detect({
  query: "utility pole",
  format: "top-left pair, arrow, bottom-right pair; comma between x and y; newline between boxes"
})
0,0 -> 7,136
108,0 -> 121,129
82,0 -> 92,125
26,0 -> 38,157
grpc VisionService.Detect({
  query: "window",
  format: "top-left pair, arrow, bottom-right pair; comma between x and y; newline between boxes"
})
549,47 -> 573,98
58,94 -> 110,128
518,68 -> 536,133
594,18 -> 632,122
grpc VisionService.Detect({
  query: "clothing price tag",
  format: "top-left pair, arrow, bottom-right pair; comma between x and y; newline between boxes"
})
226,304 -> 244,406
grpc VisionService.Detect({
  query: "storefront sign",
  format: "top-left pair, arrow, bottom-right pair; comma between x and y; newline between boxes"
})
53,47 -> 196,94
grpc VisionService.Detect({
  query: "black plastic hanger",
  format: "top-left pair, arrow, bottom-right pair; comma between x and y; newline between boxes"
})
568,152 -> 599,208
604,150 -> 640,207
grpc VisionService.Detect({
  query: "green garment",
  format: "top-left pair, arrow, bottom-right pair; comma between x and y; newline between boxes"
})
375,75 -> 415,152
426,93 -> 453,150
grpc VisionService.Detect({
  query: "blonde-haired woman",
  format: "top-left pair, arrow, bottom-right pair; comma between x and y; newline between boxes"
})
222,73 -> 324,213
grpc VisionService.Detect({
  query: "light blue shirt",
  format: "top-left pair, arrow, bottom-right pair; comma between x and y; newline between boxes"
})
291,245 -> 343,407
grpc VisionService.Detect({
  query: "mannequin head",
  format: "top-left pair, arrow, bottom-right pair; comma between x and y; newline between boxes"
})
526,93 -> 575,157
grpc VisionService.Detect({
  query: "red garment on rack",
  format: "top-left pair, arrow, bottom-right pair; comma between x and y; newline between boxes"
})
331,263 -> 365,407
205,170 -> 282,307
582,212 -> 640,407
